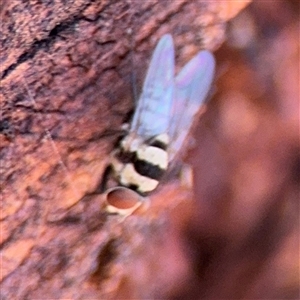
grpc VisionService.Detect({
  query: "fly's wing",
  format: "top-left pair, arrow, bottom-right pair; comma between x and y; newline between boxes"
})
168,50 -> 215,162
130,34 -> 175,138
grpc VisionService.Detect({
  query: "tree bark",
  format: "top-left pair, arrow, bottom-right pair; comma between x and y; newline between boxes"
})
8,1 -> 299,300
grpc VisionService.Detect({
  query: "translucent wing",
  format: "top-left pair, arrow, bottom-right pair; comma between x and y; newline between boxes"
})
168,50 -> 215,162
130,34 -> 175,138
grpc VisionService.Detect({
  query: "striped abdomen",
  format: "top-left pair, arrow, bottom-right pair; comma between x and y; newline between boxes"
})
112,133 -> 169,194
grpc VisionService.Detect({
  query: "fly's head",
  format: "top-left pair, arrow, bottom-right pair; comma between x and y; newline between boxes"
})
104,186 -> 150,219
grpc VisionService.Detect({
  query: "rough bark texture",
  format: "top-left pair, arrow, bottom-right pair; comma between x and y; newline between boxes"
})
1,0 -> 299,299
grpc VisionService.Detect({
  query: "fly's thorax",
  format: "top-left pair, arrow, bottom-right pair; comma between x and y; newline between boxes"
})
111,133 -> 170,194
136,145 -> 168,170
118,164 -> 159,194
147,133 -> 169,151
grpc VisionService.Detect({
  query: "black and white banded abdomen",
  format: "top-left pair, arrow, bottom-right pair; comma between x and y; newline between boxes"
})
111,133 -> 169,194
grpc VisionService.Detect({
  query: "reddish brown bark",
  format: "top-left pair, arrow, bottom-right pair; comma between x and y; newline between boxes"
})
1,0 -> 298,299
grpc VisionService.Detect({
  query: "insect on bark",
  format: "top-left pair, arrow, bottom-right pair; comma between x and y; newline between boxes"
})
104,34 -> 216,216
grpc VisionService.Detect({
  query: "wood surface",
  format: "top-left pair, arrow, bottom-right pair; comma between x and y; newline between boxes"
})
1,1 -> 298,299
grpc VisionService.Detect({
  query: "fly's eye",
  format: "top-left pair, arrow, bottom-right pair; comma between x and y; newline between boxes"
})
105,187 -> 146,217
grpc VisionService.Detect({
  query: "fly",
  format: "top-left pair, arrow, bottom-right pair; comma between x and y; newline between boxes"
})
104,34 -> 216,216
